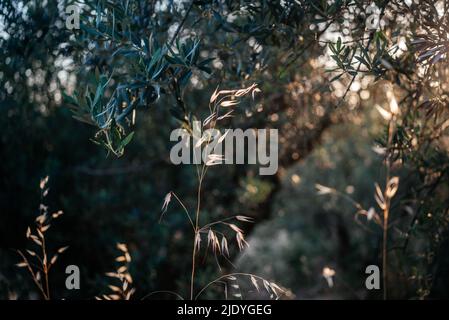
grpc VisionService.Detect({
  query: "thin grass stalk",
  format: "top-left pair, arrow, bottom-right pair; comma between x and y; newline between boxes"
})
383,116 -> 395,300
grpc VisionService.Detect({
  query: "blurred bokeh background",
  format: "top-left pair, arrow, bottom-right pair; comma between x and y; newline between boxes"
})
1,0 -> 448,300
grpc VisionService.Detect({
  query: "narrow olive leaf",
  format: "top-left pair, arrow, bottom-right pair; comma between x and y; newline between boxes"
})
41,225 -> 50,232
26,250 -> 36,257
386,176 -> 399,199
16,262 -> 27,268
26,227 -> 31,238
124,252 -> 131,262
329,71 -> 343,82
35,271 -> 41,281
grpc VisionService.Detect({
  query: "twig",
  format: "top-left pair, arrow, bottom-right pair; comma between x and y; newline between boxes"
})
169,1 -> 194,47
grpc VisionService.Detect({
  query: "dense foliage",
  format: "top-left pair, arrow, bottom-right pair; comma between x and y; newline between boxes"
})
1,0 -> 448,299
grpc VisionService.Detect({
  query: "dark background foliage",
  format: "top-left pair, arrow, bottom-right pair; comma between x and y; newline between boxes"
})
1,0 -> 448,299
